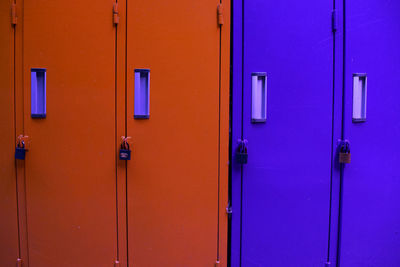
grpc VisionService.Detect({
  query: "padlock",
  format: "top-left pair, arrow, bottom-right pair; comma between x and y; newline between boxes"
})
339,150 -> 351,164
235,139 -> 248,164
236,152 -> 248,164
15,141 -> 26,160
119,141 -> 131,160
339,142 -> 351,164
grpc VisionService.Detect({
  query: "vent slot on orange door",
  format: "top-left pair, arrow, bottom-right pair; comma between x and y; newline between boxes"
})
31,68 -> 46,118
251,72 -> 267,123
134,69 -> 150,119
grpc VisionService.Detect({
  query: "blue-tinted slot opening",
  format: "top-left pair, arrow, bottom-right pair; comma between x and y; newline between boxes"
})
31,68 -> 46,118
134,69 -> 150,119
352,73 -> 367,122
251,72 -> 267,123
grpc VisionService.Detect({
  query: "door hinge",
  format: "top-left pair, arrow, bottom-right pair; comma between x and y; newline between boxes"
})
331,9 -> 337,33
113,3 -> 119,25
17,258 -> 22,267
11,2 -> 17,26
217,4 -> 224,26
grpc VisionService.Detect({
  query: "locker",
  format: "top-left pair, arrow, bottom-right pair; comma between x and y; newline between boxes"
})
13,0 -> 119,266
125,0 -> 229,266
337,0 -> 400,266
0,0 -> 19,266
231,0 -> 338,266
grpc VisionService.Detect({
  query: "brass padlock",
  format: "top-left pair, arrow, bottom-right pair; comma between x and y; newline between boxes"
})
339,151 -> 351,164
339,142 -> 351,164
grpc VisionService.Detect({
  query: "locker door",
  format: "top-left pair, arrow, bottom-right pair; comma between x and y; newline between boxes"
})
231,0 -> 336,266
338,1 -> 400,266
21,0 -> 118,266
125,0 -> 223,266
0,1 -> 19,266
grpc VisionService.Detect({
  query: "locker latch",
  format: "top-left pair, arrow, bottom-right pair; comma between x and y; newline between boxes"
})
17,135 -> 31,150
235,139 -> 248,164
113,3 -> 119,25
15,135 -> 31,160
119,136 -> 131,160
338,139 -> 351,164
226,202 -> 232,214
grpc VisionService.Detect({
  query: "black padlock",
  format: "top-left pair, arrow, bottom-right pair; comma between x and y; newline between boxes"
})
119,141 -> 131,160
235,139 -> 248,164
15,141 -> 26,160
339,142 -> 351,164
236,152 -> 248,164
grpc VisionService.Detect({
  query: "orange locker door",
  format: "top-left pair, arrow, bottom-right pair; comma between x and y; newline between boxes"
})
21,0 -> 118,266
126,0 -> 222,266
0,1 -> 19,266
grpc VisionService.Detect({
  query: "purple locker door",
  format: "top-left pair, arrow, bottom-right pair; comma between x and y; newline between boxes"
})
338,1 -> 400,266
231,0 -> 337,266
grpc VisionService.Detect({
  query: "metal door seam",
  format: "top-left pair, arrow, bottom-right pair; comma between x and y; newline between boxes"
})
326,0 -> 337,264
217,0 -> 222,262
114,1 -> 119,261
15,0 -> 31,264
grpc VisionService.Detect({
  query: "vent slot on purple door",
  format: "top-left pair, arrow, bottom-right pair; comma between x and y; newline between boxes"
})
31,68 -> 46,118
251,72 -> 267,123
134,69 -> 150,119
352,73 -> 367,122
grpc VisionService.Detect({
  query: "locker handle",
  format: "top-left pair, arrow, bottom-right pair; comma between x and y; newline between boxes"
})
251,72 -> 267,123
352,73 -> 367,122
31,68 -> 46,118
134,69 -> 150,119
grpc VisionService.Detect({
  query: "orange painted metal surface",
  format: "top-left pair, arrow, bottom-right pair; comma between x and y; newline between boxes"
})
3,0 -> 229,266
0,1 -> 19,266
20,0 -> 118,266
125,0 -> 229,266
218,0 -> 231,265
115,1 -> 128,266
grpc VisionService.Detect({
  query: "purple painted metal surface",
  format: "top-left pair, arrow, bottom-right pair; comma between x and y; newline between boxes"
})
327,2 -> 344,266
231,0 -> 338,266
338,0 -> 400,266
230,0 -> 244,264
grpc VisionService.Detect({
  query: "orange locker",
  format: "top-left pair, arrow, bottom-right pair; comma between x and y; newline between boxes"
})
125,0 -> 229,266
0,1 -> 19,266
13,0 -> 119,266
1,0 -> 229,266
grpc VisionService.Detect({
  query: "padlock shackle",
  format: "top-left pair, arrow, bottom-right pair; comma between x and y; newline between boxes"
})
237,139 -> 248,154
339,140 -> 350,153
17,139 -> 25,148
120,139 -> 130,150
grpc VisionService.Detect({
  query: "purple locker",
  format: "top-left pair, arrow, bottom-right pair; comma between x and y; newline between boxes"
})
337,0 -> 400,266
231,0 -> 341,266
